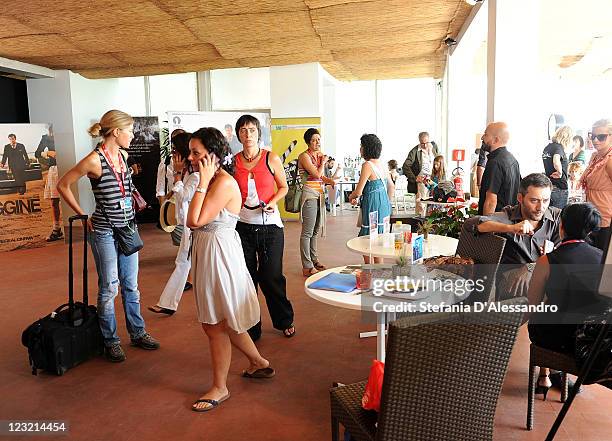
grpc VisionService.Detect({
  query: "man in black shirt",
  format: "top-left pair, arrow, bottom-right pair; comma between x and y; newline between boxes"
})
478,122 -> 521,215
1,134 -> 29,194
541,126 -> 570,209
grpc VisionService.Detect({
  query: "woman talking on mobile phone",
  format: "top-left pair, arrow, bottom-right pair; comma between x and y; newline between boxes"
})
186,127 -> 274,412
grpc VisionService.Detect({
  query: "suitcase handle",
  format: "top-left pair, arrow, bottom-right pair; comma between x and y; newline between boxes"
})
68,215 -> 89,326
53,302 -> 90,327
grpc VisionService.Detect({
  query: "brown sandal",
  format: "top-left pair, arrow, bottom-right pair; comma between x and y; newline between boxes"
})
302,267 -> 319,277
313,262 -> 326,271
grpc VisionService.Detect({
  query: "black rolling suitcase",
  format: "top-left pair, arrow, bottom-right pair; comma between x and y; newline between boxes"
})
21,215 -> 104,375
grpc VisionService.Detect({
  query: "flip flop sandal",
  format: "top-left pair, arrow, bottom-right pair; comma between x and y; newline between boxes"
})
242,366 -> 276,379
283,325 -> 296,338
313,262 -> 327,270
148,306 -> 175,316
192,393 -> 231,412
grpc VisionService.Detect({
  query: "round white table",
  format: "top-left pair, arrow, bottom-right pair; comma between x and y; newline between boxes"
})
346,234 -> 458,260
305,265 -> 467,361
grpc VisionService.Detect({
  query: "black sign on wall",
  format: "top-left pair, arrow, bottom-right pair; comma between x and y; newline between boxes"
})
128,117 -> 160,223
0,77 -> 29,124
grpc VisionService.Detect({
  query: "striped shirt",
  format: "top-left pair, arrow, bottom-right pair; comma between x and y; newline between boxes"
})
90,149 -> 134,231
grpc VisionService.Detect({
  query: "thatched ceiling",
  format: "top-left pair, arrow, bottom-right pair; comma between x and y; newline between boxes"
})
0,0 -> 473,80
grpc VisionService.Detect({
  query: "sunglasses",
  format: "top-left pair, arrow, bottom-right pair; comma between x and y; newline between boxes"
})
589,133 -> 610,142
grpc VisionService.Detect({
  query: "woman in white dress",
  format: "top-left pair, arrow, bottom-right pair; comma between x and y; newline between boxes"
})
186,127 -> 275,412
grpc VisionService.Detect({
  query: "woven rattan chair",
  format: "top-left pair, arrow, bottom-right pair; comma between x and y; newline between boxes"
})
456,216 -> 506,304
526,344 -> 576,430
330,297 -> 527,441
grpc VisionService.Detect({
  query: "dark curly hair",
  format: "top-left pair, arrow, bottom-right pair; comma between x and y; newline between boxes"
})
304,128 -> 320,145
561,202 -> 601,241
360,133 -> 382,160
190,127 -> 235,175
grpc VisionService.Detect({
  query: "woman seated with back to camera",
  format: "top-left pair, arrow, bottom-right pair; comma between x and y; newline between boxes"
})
526,202 -> 607,399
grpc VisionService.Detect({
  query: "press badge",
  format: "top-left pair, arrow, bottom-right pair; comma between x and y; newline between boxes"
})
120,197 -> 132,210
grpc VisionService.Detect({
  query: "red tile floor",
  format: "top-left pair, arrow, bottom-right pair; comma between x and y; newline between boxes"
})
2,211 -> 611,441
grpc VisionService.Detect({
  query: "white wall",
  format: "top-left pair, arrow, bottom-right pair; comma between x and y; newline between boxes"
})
270,63 -> 321,118
69,73 -> 125,213
210,67 -> 271,111
28,72 -> 135,216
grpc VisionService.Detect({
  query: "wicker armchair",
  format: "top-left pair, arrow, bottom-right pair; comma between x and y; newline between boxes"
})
526,344 -> 576,430
456,216 -> 506,304
330,297 -> 528,441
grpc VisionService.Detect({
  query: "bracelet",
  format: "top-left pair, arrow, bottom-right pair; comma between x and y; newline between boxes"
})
173,171 -> 182,176
195,187 -> 206,193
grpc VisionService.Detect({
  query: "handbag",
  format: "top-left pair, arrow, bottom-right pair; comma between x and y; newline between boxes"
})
100,206 -> 144,256
132,188 -> 148,213
362,359 -> 385,412
284,160 -> 302,214
112,222 -> 144,256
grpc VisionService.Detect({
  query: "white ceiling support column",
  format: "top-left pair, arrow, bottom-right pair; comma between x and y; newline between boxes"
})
486,0 -> 497,124
197,71 -> 212,111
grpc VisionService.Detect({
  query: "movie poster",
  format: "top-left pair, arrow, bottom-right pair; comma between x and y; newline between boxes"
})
129,117 -> 160,223
271,117 -> 321,220
0,123 -> 63,252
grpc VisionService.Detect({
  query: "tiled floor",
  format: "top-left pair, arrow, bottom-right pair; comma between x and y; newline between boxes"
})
3,211 -> 611,441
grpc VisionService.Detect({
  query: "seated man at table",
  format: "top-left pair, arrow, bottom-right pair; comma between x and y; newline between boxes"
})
476,173 -> 561,299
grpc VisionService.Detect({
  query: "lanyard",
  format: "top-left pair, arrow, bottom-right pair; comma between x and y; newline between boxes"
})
101,145 -> 126,197
557,239 -> 585,248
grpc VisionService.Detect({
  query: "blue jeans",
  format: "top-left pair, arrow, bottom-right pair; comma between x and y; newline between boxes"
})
89,229 -> 146,346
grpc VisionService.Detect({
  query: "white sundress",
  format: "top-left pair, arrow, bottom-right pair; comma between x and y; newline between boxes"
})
191,208 -> 260,333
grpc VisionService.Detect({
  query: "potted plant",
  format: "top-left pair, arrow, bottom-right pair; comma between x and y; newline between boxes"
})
425,202 -> 479,239
418,218 -> 435,241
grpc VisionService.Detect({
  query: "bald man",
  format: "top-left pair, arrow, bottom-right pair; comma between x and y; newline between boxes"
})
478,122 -> 521,215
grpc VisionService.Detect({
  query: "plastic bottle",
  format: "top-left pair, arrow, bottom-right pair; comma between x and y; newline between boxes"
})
394,221 -> 404,251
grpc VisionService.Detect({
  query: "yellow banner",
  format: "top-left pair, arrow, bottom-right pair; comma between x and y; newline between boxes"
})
271,117 -> 321,220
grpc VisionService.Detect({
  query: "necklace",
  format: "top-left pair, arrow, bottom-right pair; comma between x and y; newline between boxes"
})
243,148 -> 261,162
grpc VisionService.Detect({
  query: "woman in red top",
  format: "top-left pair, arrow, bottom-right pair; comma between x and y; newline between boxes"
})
233,115 -> 295,341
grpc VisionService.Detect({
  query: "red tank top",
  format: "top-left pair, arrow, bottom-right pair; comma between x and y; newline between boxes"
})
234,150 -> 276,206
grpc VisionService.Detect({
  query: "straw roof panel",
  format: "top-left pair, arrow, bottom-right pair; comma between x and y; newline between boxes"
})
332,41 -> 441,62
310,0 -> 457,35
21,53 -> 124,70
215,36 -> 324,59
185,11 -> 317,44
0,34 -> 82,58
0,17 -> 42,39
78,59 -> 241,79
13,1 -> 173,33
0,0 -> 474,80
304,0 -> 368,8
64,20 -> 200,53
152,0 -> 308,20
239,52 -> 334,69
319,22 -> 449,50
113,44 -> 222,66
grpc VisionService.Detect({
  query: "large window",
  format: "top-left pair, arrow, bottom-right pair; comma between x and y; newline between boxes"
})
114,76 -> 147,117
149,73 -> 198,121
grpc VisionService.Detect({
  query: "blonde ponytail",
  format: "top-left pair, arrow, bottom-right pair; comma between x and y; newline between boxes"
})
88,122 -> 103,138
88,110 -> 134,141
